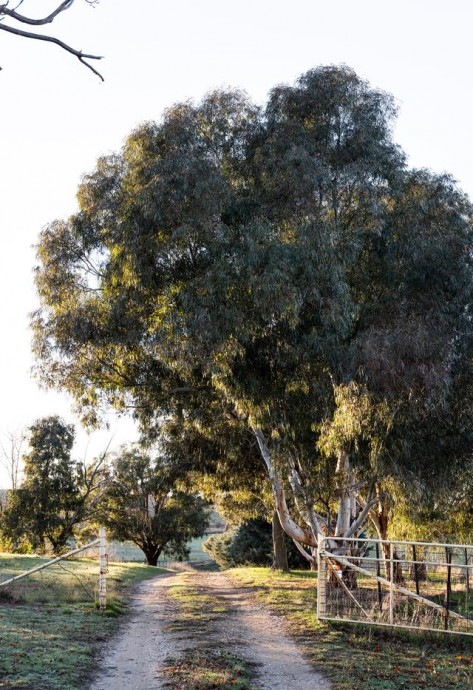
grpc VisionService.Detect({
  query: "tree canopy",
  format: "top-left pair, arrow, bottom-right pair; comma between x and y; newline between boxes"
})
33,66 -> 473,553
103,446 -> 210,565
0,1 -> 103,79
0,416 -> 109,552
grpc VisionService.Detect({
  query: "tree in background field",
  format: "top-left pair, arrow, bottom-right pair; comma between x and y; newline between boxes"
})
0,426 -> 26,490
33,66 -> 473,562
0,416 -> 109,552
0,1 -> 103,79
103,446 -> 210,566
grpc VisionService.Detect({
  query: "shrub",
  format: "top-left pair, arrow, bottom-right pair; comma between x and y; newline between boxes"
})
203,519 -> 309,569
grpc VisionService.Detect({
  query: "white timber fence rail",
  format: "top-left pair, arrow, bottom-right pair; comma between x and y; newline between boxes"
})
0,527 -> 108,610
317,536 -> 473,637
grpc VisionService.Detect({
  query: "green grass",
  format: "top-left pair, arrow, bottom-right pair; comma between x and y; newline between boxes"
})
109,535 -> 215,565
0,553 -> 164,690
186,535 -> 215,563
229,567 -> 473,690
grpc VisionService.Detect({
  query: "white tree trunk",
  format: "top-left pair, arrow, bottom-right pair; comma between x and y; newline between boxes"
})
253,428 -> 376,552
335,450 -> 356,538
252,427 -> 317,546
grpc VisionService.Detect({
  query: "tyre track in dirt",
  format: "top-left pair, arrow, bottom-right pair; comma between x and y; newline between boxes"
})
88,567 -> 330,690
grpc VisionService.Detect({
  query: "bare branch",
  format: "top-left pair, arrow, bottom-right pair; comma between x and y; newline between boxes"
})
0,1 -> 103,79
0,21 -> 103,79
0,1 -> 76,26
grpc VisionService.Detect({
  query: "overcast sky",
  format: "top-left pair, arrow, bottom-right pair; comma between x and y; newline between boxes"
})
1,0 -> 472,485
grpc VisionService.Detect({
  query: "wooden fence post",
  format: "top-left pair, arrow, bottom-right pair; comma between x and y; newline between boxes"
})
99,527 -> 107,611
389,542 -> 394,625
317,537 -> 327,620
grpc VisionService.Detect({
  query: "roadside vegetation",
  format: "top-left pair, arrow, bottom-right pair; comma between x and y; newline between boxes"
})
229,567 -> 473,690
0,554 -> 163,690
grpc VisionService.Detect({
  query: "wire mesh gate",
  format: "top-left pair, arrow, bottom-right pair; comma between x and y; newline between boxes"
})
317,537 -> 473,636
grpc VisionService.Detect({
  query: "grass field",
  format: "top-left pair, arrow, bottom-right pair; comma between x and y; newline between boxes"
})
229,567 -> 473,690
0,553 -> 164,690
109,535 -> 215,565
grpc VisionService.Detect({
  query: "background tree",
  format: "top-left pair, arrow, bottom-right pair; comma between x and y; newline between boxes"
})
0,1 -> 103,79
0,416 -> 109,552
33,67 -> 473,560
203,518 -> 308,571
0,426 -> 26,489
103,446 -> 210,566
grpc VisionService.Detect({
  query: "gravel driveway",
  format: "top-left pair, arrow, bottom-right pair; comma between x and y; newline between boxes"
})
88,568 -> 330,690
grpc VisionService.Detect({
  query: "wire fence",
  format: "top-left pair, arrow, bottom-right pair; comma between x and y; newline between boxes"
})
317,537 -> 473,636
0,528 -> 107,609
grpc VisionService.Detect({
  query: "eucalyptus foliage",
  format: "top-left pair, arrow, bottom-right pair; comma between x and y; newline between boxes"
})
33,66 -> 473,551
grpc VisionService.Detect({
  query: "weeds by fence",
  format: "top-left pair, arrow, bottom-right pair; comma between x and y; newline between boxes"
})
318,537 -> 473,636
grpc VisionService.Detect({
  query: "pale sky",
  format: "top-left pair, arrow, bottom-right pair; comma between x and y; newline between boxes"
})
1,0 -> 472,486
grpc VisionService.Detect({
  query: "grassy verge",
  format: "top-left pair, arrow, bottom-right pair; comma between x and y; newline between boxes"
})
0,553 -> 164,690
229,567 -> 473,690
161,570 -> 260,690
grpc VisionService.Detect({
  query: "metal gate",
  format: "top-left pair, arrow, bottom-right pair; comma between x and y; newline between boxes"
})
317,537 -> 473,636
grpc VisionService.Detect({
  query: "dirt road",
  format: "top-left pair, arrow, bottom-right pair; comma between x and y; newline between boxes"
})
88,568 -> 330,690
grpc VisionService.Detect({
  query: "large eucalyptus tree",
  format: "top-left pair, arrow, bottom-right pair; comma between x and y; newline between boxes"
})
33,66 -> 473,560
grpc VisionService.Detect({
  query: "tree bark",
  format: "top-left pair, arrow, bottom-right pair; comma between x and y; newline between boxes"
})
335,450 -> 355,537
271,510 -> 289,571
252,427 -> 318,547
369,498 -> 404,584
145,550 -> 161,566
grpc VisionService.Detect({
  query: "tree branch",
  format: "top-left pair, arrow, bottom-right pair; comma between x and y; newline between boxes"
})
343,482 -> 377,539
0,1 -> 103,79
0,1 -> 76,26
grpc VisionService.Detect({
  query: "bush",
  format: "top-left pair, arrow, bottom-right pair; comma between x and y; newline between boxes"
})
203,519 -> 309,569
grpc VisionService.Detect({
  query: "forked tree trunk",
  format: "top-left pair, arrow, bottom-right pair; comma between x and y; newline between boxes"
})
142,545 -> 162,567
272,511 -> 289,571
253,428 -> 318,547
252,428 -> 376,583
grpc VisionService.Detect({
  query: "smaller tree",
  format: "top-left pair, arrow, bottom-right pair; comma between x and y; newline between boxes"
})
0,426 -> 26,489
104,447 -> 210,566
0,416 -> 109,552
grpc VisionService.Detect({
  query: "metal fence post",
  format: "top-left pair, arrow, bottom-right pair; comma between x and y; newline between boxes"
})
445,547 -> 452,630
389,541 -> 394,625
465,549 -> 470,595
99,526 -> 107,611
375,541 -> 382,612
317,537 -> 327,620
